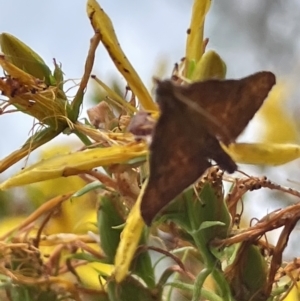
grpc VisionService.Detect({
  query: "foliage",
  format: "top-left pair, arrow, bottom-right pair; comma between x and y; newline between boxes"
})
0,0 -> 300,301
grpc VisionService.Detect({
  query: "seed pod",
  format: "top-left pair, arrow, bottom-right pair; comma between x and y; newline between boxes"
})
191,50 -> 227,81
0,33 -> 53,85
224,242 -> 268,301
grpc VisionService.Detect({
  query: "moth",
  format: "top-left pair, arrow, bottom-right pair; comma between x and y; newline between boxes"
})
138,71 -> 276,225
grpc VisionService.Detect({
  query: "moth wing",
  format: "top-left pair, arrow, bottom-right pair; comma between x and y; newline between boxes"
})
141,78 -> 243,225
181,71 -> 276,141
140,111 -> 210,225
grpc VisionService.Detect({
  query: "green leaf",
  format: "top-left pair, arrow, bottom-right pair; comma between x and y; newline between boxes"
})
98,193 -> 125,262
107,276 -> 161,301
198,221 -> 226,231
131,229 -> 155,288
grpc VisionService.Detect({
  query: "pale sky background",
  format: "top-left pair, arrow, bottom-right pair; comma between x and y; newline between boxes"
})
1,0 -> 300,256
1,0 -> 299,168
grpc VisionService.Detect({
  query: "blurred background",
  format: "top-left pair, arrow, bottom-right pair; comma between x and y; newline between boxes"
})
1,0 -> 300,257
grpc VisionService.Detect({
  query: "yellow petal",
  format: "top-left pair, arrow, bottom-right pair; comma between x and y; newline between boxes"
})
224,142 -> 300,166
185,0 -> 211,74
281,284 -> 300,301
257,81 -> 298,143
86,0 -> 156,111
113,180 -> 147,282
0,143 -> 147,190
75,262 -> 114,289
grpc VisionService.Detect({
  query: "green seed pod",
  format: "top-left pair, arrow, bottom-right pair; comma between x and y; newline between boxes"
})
224,242 -> 268,301
98,193 -> 125,263
196,182 -> 231,241
0,33 -> 53,85
191,50 -> 227,81
164,181 -> 231,242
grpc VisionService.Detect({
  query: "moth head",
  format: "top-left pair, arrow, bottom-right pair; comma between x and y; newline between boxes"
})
153,78 -> 185,111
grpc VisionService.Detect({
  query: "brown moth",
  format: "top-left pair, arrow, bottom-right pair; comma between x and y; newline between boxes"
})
140,71 -> 276,225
